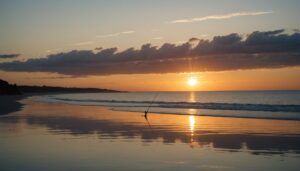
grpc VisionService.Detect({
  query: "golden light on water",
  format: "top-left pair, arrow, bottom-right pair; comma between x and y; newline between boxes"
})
189,92 -> 195,102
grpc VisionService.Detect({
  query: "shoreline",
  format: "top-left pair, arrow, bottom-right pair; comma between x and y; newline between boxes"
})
0,93 -> 72,116
35,94 -> 300,121
0,97 -> 300,171
1,93 -> 300,122
0,92 -> 117,116
111,108 -> 300,121
0,95 -> 29,116
4,97 -> 300,137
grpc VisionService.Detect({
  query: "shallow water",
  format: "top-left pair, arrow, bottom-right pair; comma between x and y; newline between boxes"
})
0,96 -> 300,171
40,91 -> 300,120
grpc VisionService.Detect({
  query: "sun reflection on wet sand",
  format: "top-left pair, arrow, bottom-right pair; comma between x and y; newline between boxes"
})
3,96 -> 300,155
189,115 -> 195,144
189,115 -> 195,134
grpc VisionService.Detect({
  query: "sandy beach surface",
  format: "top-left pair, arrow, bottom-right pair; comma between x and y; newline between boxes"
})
0,95 -> 27,116
0,96 -> 300,171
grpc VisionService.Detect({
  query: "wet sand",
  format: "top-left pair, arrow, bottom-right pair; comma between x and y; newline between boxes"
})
1,96 -> 300,171
0,95 -> 27,115
7,96 -> 300,150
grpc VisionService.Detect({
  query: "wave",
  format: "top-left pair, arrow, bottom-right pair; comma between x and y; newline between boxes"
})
50,97 -> 300,113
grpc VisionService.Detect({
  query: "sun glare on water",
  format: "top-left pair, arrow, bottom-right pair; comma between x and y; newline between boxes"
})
187,77 -> 198,86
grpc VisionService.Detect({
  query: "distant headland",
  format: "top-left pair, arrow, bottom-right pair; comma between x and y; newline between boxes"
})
0,79 -> 121,115
0,79 -> 120,95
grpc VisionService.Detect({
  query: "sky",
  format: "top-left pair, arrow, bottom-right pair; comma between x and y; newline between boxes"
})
0,0 -> 300,91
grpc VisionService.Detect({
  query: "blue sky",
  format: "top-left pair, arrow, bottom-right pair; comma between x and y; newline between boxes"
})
1,0 -> 299,59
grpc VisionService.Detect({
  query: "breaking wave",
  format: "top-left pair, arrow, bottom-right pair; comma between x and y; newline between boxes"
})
50,97 -> 300,113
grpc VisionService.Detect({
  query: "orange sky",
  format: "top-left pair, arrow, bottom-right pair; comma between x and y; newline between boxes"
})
1,1 -> 300,91
1,67 -> 299,91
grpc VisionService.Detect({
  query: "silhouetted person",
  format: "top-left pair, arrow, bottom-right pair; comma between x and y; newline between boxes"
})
144,111 -> 148,118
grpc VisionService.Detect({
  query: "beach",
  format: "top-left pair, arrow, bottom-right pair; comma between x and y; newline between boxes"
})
0,95 -> 26,116
0,95 -> 299,171
1,1 -> 300,170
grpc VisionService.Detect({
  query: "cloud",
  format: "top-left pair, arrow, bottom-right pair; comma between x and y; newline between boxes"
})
152,37 -> 163,40
189,35 -> 209,43
46,48 -> 62,53
0,53 -> 20,59
97,30 -> 135,38
189,37 -> 200,42
293,29 -> 300,33
25,76 -> 73,79
74,41 -> 95,46
175,41 -> 186,45
94,47 -> 103,51
121,30 -> 135,34
171,11 -> 273,23
0,29 -> 300,76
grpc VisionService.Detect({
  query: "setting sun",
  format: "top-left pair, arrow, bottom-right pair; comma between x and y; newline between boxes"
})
188,77 -> 198,86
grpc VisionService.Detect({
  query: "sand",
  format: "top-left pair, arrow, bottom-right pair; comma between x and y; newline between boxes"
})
0,96 -> 299,171
0,95 -> 27,115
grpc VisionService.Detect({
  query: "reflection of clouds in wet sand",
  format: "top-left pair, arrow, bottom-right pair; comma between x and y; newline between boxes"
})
1,97 -> 300,156
22,116 -> 300,155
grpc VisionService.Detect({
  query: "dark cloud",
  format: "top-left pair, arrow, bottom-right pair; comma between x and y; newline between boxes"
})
0,53 -> 20,59
25,76 -> 74,79
292,29 -> 300,33
0,29 -> 300,76
189,37 -> 200,42
94,47 -> 103,51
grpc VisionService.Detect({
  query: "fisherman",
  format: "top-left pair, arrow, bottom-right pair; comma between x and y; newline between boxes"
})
144,111 -> 148,118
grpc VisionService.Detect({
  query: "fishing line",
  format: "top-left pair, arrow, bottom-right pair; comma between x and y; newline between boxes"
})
146,93 -> 159,113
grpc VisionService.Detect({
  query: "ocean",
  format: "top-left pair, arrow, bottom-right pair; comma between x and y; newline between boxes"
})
39,91 -> 300,120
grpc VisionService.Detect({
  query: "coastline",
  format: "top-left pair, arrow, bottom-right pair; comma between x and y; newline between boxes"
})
0,91 -> 120,116
2,92 -> 300,122
0,95 -> 28,116
3,96 -> 300,141
1,96 -> 300,171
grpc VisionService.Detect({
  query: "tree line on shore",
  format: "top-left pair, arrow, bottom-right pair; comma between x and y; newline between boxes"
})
0,79 -> 119,95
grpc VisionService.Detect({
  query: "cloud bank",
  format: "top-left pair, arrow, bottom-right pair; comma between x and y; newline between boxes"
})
0,29 -> 299,76
0,53 -> 20,59
171,11 -> 273,23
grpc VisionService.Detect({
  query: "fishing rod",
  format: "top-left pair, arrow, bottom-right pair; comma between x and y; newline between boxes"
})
144,93 -> 159,117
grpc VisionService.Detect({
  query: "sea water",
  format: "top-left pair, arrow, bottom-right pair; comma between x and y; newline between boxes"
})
39,91 -> 300,120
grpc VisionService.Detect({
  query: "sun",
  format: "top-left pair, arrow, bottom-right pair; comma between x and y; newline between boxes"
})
187,77 -> 198,86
